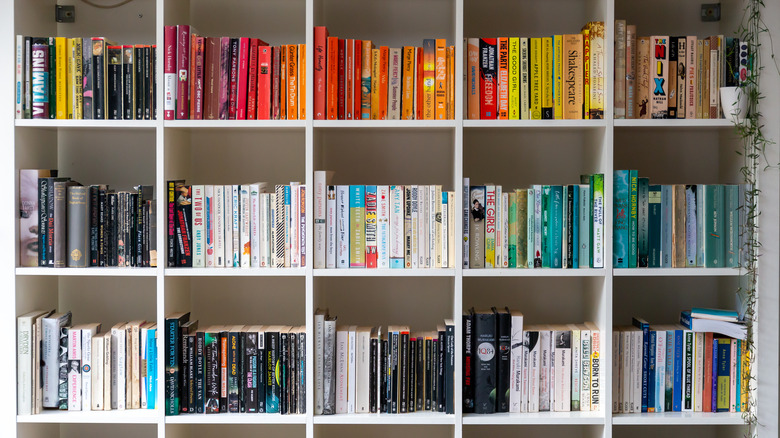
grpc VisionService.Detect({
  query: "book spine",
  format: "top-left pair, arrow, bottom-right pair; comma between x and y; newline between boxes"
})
366,186 -> 378,268
479,38 -> 497,119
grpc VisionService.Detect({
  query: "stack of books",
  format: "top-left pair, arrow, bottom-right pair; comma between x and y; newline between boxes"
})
164,25 -> 305,120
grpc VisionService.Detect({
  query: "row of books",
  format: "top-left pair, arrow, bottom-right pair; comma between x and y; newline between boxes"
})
15,36 -> 157,120
314,310 -> 455,415
167,182 -> 307,268
464,176 -> 605,269
165,313 -> 305,415
23,169 -> 156,268
313,174 -> 457,269
164,26 -> 305,121
17,310 -> 157,415
314,27 -> 455,121
613,171 -> 744,269
613,314 -> 748,415
466,23 -> 606,120
613,22 -> 745,119
463,308 -> 601,414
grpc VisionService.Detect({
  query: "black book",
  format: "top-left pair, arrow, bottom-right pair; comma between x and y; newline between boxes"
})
289,330 -> 297,414
380,338 -> 387,413
244,331 -> 259,413
257,328 -> 266,413
237,329 -> 245,413
228,328 -> 240,412
136,185 -> 152,267
298,330 -> 306,414
166,181 -> 181,267
89,185 -> 99,266
390,329 -> 399,414
445,320 -> 455,414
35,176 -> 56,266
369,328 -> 378,413
416,333 -> 424,411
152,45 -> 157,119
180,320 -> 198,413
266,329 -> 281,413
430,336 -> 438,412
135,46 -> 144,120
668,37 -> 678,119
399,328 -> 409,413
92,38 -> 106,120
279,330 -> 288,414
107,192 -> 118,266
474,310 -> 497,414
437,327 -> 446,412
98,185 -> 107,266
122,46 -> 134,120
219,330 -> 228,412
424,335 -> 432,410
204,327 -> 220,413
462,311 -> 475,413
175,182 -> 192,267
143,45 -> 152,119
187,334 -> 196,412
165,312 -> 191,415
107,45 -> 122,119
195,331 -> 205,413
495,308 -> 511,412
409,337 -> 416,412
82,38 -> 92,119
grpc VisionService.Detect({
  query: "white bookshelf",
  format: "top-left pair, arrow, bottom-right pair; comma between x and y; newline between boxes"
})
5,1 -> 779,438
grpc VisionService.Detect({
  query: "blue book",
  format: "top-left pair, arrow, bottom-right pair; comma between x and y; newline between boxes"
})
572,185 -> 579,269
712,337 -> 718,411
648,330 -> 656,411
735,339 -> 742,412
638,177 -> 650,267
632,317 -> 650,412
683,331 -> 694,411
716,339 -> 731,412
664,330 -> 674,411
148,327 -> 157,409
629,170 -> 639,268
673,329 -> 683,411
691,307 -> 739,321
550,185 -> 563,268
613,170 -> 630,268
648,185 -> 662,267
578,184 -> 590,267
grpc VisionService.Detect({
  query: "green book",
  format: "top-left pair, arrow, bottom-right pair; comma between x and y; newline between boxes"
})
628,170 -> 638,268
613,170 -> 630,268
350,185 -> 366,268
508,191 -> 517,268
638,177 -> 650,267
578,184 -> 591,268
541,185 -> 551,268
528,188 -> 536,268
704,185 -> 725,267
550,185 -> 563,268
517,190 -> 528,268
592,174 -> 605,268
725,185 -> 739,267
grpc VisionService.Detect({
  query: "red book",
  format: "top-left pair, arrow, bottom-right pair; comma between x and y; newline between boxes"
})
191,36 -> 205,120
176,25 -> 191,119
203,37 -> 219,120
416,46 -> 424,120
379,46 -> 389,120
337,39 -> 346,119
246,38 -> 260,120
228,38 -> 239,119
479,38 -> 497,119
272,46 -> 281,120
314,26 -> 328,120
703,331 -> 714,412
218,37 -> 231,120
326,37 -> 338,120
345,39 -> 353,120
257,45 -> 271,119
235,37 -> 250,119
354,40 -> 362,119
164,26 -> 176,120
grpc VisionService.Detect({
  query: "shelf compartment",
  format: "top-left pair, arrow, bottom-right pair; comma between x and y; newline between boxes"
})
612,412 -> 747,425
165,276 -> 306,328
166,424 -> 305,438
613,268 -> 742,277
164,120 -> 306,130
463,424 -> 604,438
17,423 -> 158,438
613,424 -> 747,438
465,0 -> 605,39
614,119 -> 735,128
315,424 -> 454,438
314,412 -> 455,425
164,413 -> 306,424
165,268 -> 306,277
464,120 -> 607,129
463,269 -> 605,278
462,411 -> 605,425
15,120 -> 157,129
17,409 -> 159,424
614,0 -> 741,38
314,121 -> 457,129
15,268 -> 158,277
313,269 -> 456,277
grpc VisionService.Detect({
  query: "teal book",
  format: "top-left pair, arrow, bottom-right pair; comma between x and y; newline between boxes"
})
648,185 -> 662,267
704,185 -> 725,267
569,185 -> 580,269
508,192 -> 517,268
541,185 -> 551,268
725,185 -> 739,267
613,170 -> 630,268
527,188 -> 536,268
661,185 -> 673,268
578,184 -> 590,268
696,185 -> 706,267
638,177 -> 650,267
147,327 -> 157,409
550,185 -> 563,268
629,170 -> 639,268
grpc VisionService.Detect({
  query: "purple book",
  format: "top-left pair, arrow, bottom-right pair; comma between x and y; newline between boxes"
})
218,37 -> 231,120
31,39 -> 49,119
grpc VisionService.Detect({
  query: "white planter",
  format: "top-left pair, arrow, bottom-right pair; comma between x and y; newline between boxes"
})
720,86 -> 748,123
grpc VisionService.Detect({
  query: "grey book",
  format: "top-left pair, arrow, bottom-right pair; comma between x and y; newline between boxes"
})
322,317 -> 337,414
53,180 -> 77,267
42,312 -> 72,408
67,185 -> 89,267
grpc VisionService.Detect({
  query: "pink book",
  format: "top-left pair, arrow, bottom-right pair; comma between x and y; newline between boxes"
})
218,37 -> 231,120
345,39 -> 354,120
176,25 -> 191,119
257,46 -> 271,120
247,39 -> 259,120
235,37 -> 250,119
354,40 -> 362,119
192,36 -> 205,120
164,26 -> 177,120
228,38 -> 239,119
314,26 -> 328,120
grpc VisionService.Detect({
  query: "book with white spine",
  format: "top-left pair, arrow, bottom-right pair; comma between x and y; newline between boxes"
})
553,328 -> 572,412
91,333 -> 104,410
250,184 -> 261,267
571,325 -> 582,411
336,186 -> 349,268
290,182 -> 301,268
419,186 -> 429,268
275,185 -> 286,267
612,328 -> 619,413
527,328 -> 541,412
448,191 -> 456,268
580,329 -> 591,412
260,193 -> 271,267
389,186 -> 404,268
356,327 -> 371,413
411,186 -> 419,268
314,171 -> 333,269
225,185 -> 234,267
214,185 -> 225,267
80,323 -> 101,411
326,186 -> 337,268
205,185 -> 215,267
520,329 -> 530,412
621,329 -> 632,413
314,309 -> 326,414
139,325 -> 147,409
509,310 -> 524,412
270,193 -> 277,267
655,327 -> 667,412
694,331 -> 704,411
335,327 -> 348,413
67,326 -> 83,411
377,186 -> 390,268
192,185 -> 205,267
231,185 -> 240,266
441,191 -> 448,268
111,322 -> 126,410
17,309 -> 53,415
347,327 -> 356,413
102,332 -> 111,410
429,185 -> 437,268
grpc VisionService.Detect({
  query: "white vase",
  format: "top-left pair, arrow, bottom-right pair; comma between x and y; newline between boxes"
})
720,86 -> 748,123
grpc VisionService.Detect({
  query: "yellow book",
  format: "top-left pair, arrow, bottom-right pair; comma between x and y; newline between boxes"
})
71,38 -> 83,120
361,40 -> 373,120
447,45 -> 455,120
54,37 -> 66,119
530,38 -> 542,120
741,348 -> 750,411
371,48 -> 380,120
581,24 -> 591,119
508,37 -> 520,120
553,35 -> 563,120
66,38 -> 75,119
402,47 -> 415,119
542,37 -> 553,119
587,21 -> 605,119
435,39 -> 447,120
423,39 -> 435,120
298,43 -> 306,120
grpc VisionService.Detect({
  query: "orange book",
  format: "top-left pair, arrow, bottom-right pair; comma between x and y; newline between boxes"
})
447,46 -> 454,120
299,43 -> 306,119
563,34 -> 584,119
378,46 -> 389,120
287,44 -> 298,120
497,37 -> 509,119
280,45 -> 287,119
402,47 -> 415,120
416,47 -> 424,120
370,48 -> 380,119
435,39 -> 447,120
422,39 -> 435,120
361,40 -> 373,119
327,37 -> 338,119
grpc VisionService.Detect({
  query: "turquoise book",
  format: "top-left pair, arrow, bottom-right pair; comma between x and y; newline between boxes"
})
508,192 -> 517,268
578,184 -> 590,268
572,185 -> 579,269
661,185 -> 673,268
648,185 -> 662,267
541,185 -> 551,268
628,170 -> 638,268
725,185 -> 739,267
613,170 -> 630,268
638,177 -> 650,267
147,327 -> 157,409
550,185 -> 563,268
704,184 -> 724,267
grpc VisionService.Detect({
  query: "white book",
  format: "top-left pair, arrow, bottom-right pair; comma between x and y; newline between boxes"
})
419,186 -> 429,268
269,193 -> 277,267
111,323 -> 126,410
16,35 -> 23,118
225,185 -> 234,267
527,329 -> 541,412
580,330 -> 591,412
389,186 -> 404,268
214,185 -> 225,267
290,182 -> 301,268
17,310 -> 51,415
205,185 -> 215,267
553,329 -> 572,412
67,326 -> 82,411
231,185 -> 240,267
347,327 -> 357,413
335,328 -> 348,413
356,327 -> 371,413
326,186 -> 337,268
622,329 -> 632,413
538,330 -> 551,411
509,311 -> 524,412
411,186 -> 419,268
694,331 -> 704,412
611,328 -> 619,413
388,48 -> 402,119
448,191 -> 456,268
91,333 -> 104,410
284,185 -> 292,267
336,186 -> 349,268
571,326 -> 582,411
655,328 -> 667,412
314,171 -> 332,269
632,329 -> 642,413
139,326 -> 148,409
501,191 -> 509,268
192,185 -> 205,268
315,310 -> 326,414
377,185 -> 390,269
103,333 -> 111,410
275,185 -> 286,267
429,185 -> 436,269
520,330 -> 531,412
527,188 -> 535,268
250,184 -> 261,267
80,323 -> 100,411
441,191 -> 448,268
533,185 -> 542,268
260,193 -> 271,267
494,185 -> 502,267
240,185 -> 251,268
